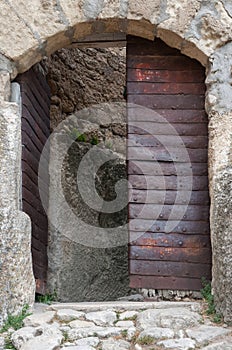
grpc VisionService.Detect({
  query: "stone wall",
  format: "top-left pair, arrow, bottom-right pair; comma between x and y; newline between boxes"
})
45,47 -> 129,301
0,0 -> 232,323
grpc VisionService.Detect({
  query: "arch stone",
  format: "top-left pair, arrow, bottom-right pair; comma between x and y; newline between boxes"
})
0,0 -> 232,323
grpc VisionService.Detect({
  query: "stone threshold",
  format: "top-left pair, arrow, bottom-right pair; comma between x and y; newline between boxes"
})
46,300 -> 202,313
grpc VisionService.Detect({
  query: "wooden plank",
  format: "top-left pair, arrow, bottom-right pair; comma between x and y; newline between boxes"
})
129,204 -> 209,221
127,109 -> 208,123
32,65 -> 51,96
129,231 -> 211,248
128,134 -> 208,148
32,236 -> 47,252
22,120 -> 46,154
22,132 -> 50,163
129,260 -> 211,278
129,189 -> 210,205
128,161 -> 208,176
128,95 -> 205,110
127,69 -> 205,83
22,187 -> 47,216
129,175 -> 208,191
127,56 -> 203,70
21,93 -> 50,138
22,106 -> 48,144
22,148 -> 49,190
23,201 -> 48,231
33,263 -> 47,280
128,146 -> 207,163
20,71 -> 51,107
128,123 -> 207,136
127,82 -> 205,95
129,275 -> 205,290
129,246 -> 211,263
32,247 -> 48,268
22,147 -> 38,175
22,133 -> 42,162
22,166 -> 48,201
127,37 -> 181,56
32,222 -> 48,245
129,220 -> 210,234
20,79 -> 51,122
35,279 -> 47,295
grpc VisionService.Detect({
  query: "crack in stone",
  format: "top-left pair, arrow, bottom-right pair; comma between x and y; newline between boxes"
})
4,0 -> 42,44
219,0 -> 232,18
53,0 -> 75,43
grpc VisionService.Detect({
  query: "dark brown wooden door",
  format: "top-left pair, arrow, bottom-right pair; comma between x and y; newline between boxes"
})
127,36 -> 211,291
16,65 -> 50,295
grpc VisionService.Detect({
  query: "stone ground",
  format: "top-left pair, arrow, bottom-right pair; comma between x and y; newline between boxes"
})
1,301 -> 232,350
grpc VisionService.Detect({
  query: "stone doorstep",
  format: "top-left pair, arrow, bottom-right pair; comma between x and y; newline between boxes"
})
46,301 -> 202,313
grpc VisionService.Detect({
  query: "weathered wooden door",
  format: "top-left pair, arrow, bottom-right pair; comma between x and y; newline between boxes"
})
16,65 -> 50,294
127,36 -> 211,291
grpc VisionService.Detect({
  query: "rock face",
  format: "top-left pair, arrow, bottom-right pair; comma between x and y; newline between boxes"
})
0,0 -> 232,323
46,47 -> 126,131
0,99 -> 35,326
45,47 -> 129,302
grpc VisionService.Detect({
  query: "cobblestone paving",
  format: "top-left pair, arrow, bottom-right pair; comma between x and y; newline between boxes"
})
1,301 -> 232,350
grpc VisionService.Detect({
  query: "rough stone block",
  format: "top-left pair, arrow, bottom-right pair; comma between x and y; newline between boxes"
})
85,310 -> 117,326
137,308 -> 201,331
186,325 -> 231,346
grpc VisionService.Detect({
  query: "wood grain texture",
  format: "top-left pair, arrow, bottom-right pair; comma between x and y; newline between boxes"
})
17,66 -> 50,294
127,36 -> 210,291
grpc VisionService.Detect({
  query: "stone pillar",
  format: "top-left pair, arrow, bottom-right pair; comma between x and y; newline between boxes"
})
0,59 -> 35,325
206,43 -> 232,323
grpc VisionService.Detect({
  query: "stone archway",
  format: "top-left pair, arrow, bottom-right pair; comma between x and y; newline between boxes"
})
0,1 -> 232,323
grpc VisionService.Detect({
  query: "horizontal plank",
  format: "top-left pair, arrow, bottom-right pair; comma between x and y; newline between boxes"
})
128,161 -> 208,176
129,232 -> 211,248
129,275 -> 205,291
128,146 -> 207,163
127,56 -> 203,70
129,220 -> 210,234
129,259 -> 211,278
129,204 -> 209,221
127,38 -> 181,56
128,122 -> 207,136
129,175 -> 208,190
127,69 -> 205,83
131,203 -> 209,221
129,246 -> 211,263
127,82 -> 205,95
128,135 -> 208,149
127,108 -> 208,123
128,95 -> 205,110
129,189 -> 210,205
